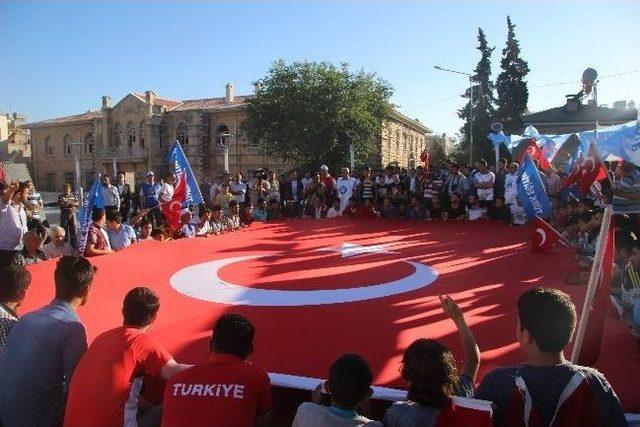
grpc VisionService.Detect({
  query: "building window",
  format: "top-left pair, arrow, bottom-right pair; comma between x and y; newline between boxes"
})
176,122 -> 188,145
126,121 -> 136,149
139,120 -> 146,148
84,133 -> 94,155
158,120 -> 165,148
112,123 -> 122,148
63,135 -> 72,156
216,125 -> 230,148
44,136 -> 53,156
64,172 -> 75,186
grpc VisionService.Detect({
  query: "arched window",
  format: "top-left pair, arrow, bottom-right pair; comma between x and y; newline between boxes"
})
63,135 -> 72,156
126,121 -> 136,148
176,122 -> 188,145
44,136 -> 53,156
216,125 -> 230,148
84,133 -> 94,154
139,120 -> 146,148
112,123 -> 122,148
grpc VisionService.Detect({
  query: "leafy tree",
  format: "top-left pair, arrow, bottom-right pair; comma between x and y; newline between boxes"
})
457,28 -> 497,165
496,16 -> 530,133
243,60 -> 393,172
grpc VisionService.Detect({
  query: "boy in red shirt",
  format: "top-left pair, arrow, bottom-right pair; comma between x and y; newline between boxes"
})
162,314 -> 272,427
64,287 -> 191,427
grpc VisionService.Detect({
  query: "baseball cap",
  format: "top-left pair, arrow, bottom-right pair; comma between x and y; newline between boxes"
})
146,171 -> 154,177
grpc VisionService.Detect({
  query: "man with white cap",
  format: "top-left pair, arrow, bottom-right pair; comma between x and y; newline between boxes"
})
319,165 -> 336,206
43,227 -> 75,258
139,171 -> 162,227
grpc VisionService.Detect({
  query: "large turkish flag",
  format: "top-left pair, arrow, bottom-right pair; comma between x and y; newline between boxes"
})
21,218 -> 640,411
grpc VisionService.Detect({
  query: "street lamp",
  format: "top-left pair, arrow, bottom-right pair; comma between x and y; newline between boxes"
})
219,131 -> 234,174
434,65 -> 474,165
345,130 -> 357,172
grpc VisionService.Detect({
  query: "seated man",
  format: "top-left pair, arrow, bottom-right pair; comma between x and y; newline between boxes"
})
475,287 -> 626,427
326,200 -> 343,218
252,198 -> 269,222
292,354 -> 382,426
487,195 -> 511,223
194,208 -> 213,236
11,231 -> 47,266
0,265 -> 31,360
162,314 -> 272,427
138,219 -> 154,241
443,193 -> 466,220
43,226 -> 76,258
106,210 -> 137,251
64,287 -> 190,427
0,256 -> 95,427
379,197 -> 397,219
267,199 -> 281,220
224,200 -> 242,231
210,205 -> 227,234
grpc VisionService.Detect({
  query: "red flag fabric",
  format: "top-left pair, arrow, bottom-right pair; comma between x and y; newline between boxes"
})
420,147 -> 430,169
0,163 -> 6,184
516,139 -> 550,170
161,172 -> 187,230
562,144 -> 607,194
577,216 -> 615,367
531,216 -> 562,252
436,398 -> 493,427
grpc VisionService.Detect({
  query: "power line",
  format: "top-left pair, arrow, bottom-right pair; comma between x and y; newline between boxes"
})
532,69 -> 640,88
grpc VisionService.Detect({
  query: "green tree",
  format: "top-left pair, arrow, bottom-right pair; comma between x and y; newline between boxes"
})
496,16 -> 530,133
243,60 -> 393,172
457,28 -> 497,164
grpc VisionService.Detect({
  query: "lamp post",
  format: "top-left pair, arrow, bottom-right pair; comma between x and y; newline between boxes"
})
68,142 -> 85,205
345,130 -> 357,172
219,132 -> 234,174
434,65 -> 474,165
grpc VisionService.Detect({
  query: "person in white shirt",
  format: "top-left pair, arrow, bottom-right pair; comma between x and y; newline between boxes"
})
335,167 -> 357,211
229,172 -> 248,205
503,162 -> 519,206
473,159 -> 495,207
301,172 -> 312,192
292,354 -> 382,427
0,181 -> 29,267
101,175 -> 120,212
42,227 -> 75,259
326,200 -> 343,218
158,172 -> 175,204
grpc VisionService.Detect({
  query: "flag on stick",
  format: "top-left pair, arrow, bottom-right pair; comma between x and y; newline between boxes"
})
531,216 -> 567,252
77,175 -> 104,254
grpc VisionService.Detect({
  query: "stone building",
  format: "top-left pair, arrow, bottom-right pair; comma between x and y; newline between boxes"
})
0,112 -> 31,164
29,83 -> 431,191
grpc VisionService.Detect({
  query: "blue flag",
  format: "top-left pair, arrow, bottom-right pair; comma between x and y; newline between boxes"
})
517,154 -> 552,220
166,141 -> 203,206
539,133 -> 571,163
77,175 -> 104,254
578,120 -> 639,167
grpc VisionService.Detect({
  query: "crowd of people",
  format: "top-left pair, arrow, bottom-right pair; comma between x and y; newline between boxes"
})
0,256 -> 628,426
0,157 -> 638,426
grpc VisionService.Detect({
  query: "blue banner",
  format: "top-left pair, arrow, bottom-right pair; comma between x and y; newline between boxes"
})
539,133 -> 572,163
166,141 -> 203,206
579,121 -> 640,166
517,154 -> 552,220
77,175 -> 104,254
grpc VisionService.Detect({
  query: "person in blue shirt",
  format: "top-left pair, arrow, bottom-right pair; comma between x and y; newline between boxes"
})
0,255 -> 96,427
139,171 -> 162,227
252,198 -> 269,222
106,211 -> 137,251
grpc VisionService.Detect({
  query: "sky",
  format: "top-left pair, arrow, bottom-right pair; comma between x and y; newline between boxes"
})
1,0 -> 639,136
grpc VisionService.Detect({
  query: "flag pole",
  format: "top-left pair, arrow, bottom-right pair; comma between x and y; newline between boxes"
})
571,204 -> 613,363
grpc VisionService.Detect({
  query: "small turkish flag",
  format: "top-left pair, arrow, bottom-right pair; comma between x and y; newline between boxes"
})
562,144 -> 607,195
420,147 -> 430,169
161,172 -> 187,230
532,216 -> 563,252
516,138 -> 550,170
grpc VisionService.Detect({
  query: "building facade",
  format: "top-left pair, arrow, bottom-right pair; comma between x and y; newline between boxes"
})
29,83 -> 431,191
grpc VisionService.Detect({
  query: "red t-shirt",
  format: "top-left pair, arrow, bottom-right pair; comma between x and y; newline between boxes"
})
161,354 -> 272,427
64,326 -> 172,427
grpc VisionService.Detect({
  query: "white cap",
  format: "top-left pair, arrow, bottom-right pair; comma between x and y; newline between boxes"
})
320,165 -> 329,171
146,171 -> 154,176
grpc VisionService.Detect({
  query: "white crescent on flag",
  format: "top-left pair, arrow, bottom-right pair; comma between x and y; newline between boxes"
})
536,228 -> 547,247
170,245 -> 439,306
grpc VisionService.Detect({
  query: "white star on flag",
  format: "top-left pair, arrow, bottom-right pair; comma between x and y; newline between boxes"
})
317,242 -> 398,258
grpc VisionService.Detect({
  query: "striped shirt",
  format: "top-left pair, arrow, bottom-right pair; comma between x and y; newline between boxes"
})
0,303 -> 18,361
